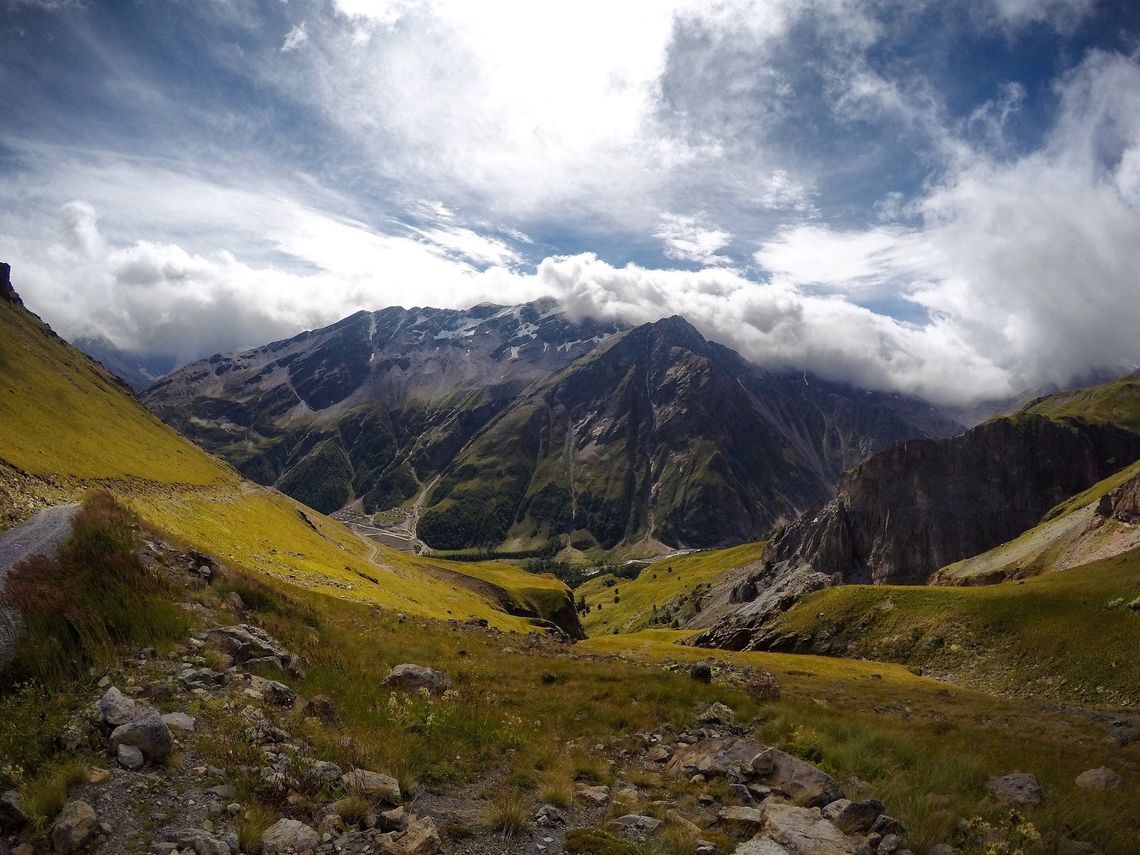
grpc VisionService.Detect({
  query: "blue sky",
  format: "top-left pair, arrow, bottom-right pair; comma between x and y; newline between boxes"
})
2,0 -> 1139,405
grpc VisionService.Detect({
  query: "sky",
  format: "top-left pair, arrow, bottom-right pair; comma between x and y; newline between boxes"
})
2,0 -> 1140,406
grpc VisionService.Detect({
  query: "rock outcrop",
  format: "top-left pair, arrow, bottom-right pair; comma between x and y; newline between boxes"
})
0,263 -> 22,306
695,414 -> 1140,650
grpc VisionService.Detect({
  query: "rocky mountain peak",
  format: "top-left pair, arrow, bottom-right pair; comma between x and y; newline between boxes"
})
1,262 -> 23,306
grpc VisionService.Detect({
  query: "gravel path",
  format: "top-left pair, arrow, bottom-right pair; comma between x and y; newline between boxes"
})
0,502 -> 78,591
0,503 -> 78,670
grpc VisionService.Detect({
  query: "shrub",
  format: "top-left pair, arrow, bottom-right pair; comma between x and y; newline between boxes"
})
1,491 -> 189,683
19,758 -> 90,831
236,802 -> 276,854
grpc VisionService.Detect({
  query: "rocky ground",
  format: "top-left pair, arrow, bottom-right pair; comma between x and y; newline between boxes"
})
0,539 -> 1123,855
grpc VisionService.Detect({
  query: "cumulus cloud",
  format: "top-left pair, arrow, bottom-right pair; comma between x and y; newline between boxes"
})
654,214 -> 732,265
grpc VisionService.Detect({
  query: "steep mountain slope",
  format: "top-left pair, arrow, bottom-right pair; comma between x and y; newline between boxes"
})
934,458 -> 1140,584
0,263 -> 580,634
144,301 -> 624,515
690,372 -> 1140,651
417,316 -> 959,551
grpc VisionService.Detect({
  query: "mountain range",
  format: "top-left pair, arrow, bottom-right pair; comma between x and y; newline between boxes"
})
141,302 -> 959,553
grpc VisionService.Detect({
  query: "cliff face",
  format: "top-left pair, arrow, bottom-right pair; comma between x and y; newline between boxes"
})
693,414 -> 1140,650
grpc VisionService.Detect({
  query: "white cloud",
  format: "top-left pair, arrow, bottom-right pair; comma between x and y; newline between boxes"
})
654,213 -> 732,265
280,22 -> 308,52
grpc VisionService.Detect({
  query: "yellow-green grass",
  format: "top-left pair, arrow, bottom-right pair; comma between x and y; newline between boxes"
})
0,301 -> 226,485
580,630 -> 1139,852
1018,370 -> 1140,434
939,459 -> 1140,583
219,587 -> 1138,853
576,542 -> 765,635
125,481 -> 570,632
749,549 -> 1140,705
0,301 -> 572,631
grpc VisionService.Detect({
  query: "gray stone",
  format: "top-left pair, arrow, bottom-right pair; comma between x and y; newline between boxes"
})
96,687 -> 139,727
822,799 -> 884,834
117,743 -> 144,770
719,805 -> 767,825
762,802 -> 858,855
379,805 -> 408,832
260,818 -> 319,854
381,663 -> 451,695
262,680 -> 296,707
110,710 -> 173,764
0,789 -> 26,831
698,702 -> 736,724
646,745 -> 672,763
51,800 -> 98,854
575,783 -> 611,805
878,833 -> 900,854
161,828 -> 231,855
1074,766 -> 1122,791
535,804 -> 566,827
206,624 -> 291,667
734,840 -> 792,855
341,768 -> 401,804
668,737 -> 843,807
870,815 -> 906,837
609,814 -> 664,841
985,772 -> 1044,807
691,663 -> 713,683
162,712 -> 197,733
306,759 -> 343,786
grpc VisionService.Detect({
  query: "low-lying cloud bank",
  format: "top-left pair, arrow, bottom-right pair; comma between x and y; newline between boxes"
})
3,46 -> 1139,408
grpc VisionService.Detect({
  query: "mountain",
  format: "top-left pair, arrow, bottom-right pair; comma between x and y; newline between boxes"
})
692,381 -> 1140,651
418,315 -> 959,551
145,306 -> 959,552
144,300 -> 625,517
0,263 -> 582,636
71,333 -> 178,392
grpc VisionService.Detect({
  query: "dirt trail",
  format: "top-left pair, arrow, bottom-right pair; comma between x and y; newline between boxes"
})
0,502 -> 78,669
0,502 -> 79,590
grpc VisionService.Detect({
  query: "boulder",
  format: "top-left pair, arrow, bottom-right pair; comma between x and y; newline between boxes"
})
305,759 -> 343,787
734,840 -> 793,855
748,671 -> 782,702
161,828 -> 231,855
575,783 -> 611,805
1074,766 -> 1122,791
117,744 -> 144,770
381,664 -> 451,696
51,800 -> 98,854
691,663 -> 713,683
646,745 -> 672,763
109,710 -> 173,764
263,680 -> 297,707
761,802 -> 859,855
306,694 -> 340,724
985,772 -> 1044,807
342,768 -> 401,804
206,624 -> 291,667
822,799 -> 883,834
261,818 -> 319,854
668,738 -> 843,807
162,712 -> 197,733
0,789 -> 26,831
719,805 -> 767,826
400,814 -> 441,855
96,687 -> 139,727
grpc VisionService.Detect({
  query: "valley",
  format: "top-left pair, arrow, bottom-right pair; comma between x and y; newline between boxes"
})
0,267 -> 1138,855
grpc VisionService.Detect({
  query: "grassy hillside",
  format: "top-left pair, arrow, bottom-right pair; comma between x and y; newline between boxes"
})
742,548 -> 1140,705
0,299 -> 575,632
938,459 -> 1140,583
576,543 -> 765,635
0,301 -> 227,485
1018,370 -> 1140,434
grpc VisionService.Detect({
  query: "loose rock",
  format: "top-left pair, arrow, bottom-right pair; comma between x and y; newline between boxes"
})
381,663 -> 451,696
1074,766 -> 1122,791
261,818 -> 319,854
985,772 -> 1044,807
51,800 -> 98,854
